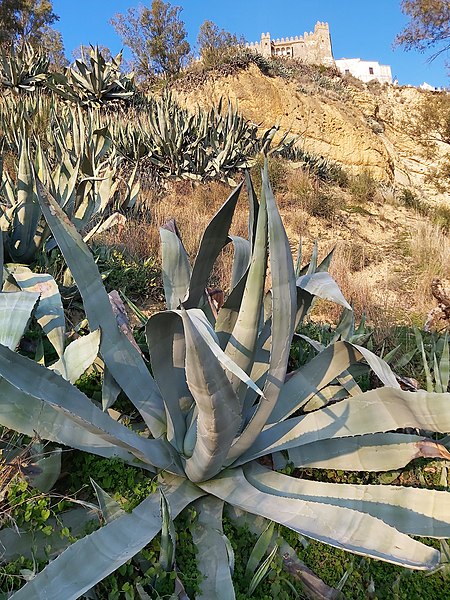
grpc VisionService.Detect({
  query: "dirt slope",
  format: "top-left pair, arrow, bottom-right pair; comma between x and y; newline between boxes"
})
174,64 -> 448,202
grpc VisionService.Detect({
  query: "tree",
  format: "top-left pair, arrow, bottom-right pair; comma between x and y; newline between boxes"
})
395,0 -> 450,60
0,0 -> 23,44
197,20 -> 243,69
40,25 -> 68,71
110,1 -> 190,80
0,0 -> 66,70
0,0 -> 59,46
16,0 -> 58,45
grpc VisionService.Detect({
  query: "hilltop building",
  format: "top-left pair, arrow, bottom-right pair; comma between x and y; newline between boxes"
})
335,58 -> 392,84
246,22 -> 334,67
247,22 -> 393,85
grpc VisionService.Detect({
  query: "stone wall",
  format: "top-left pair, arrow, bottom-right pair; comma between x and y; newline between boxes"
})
246,22 -> 334,67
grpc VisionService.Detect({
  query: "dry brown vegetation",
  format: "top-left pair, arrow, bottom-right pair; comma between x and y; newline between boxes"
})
98,161 -> 450,329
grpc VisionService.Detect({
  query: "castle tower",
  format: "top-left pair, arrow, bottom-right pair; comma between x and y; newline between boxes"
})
260,32 -> 272,58
313,21 -> 334,66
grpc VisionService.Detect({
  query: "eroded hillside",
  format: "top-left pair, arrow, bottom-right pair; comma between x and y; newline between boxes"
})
174,63 -> 449,202
167,63 -> 450,327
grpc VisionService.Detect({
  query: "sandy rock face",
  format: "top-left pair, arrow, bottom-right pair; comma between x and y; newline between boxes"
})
174,64 -> 447,194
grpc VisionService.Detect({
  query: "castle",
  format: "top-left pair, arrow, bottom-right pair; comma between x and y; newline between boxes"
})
246,22 -> 334,67
246,22 -> 392,84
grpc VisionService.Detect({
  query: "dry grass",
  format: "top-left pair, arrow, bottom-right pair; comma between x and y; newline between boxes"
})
282,167 -> 339,221
309,241 -> 398,340
97,170 -> 446,331
408,220 -> 450,311
99,179 -> 246,294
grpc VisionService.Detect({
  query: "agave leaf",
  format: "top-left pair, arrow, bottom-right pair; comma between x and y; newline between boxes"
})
269,341 -> 363,424
298,246 -> 334,277
297,272 -> 351,310
8,142 -> 41,263
191,496 -> 235,600
36,180 -> 166,438
294,286 -> 315,330
415,328 -> 434,393
26,447 -> 61,492
433,353 -> 443,393
0,507 -> 100,563
49,330 -> 101,383
159,489 -> 176,572
160,224 -> 191,310
0,344 -> 176,472
147,311 -> 192,452
0,377 -> 150,466
102,366 -> 122,412
228,163 -> 296,461
181,309 -> 242,483
0,229 -> 3,289
439,331 -> 449,392
91,479 -> 124,523
215,273 -> 248,348
229,235 -> 251,290
248,544 -> 279,596
184,182 -> 243,309
246,464 -> 450,538
288,433 -> 450,472
4,266 -> 66,358
333,308 -> 355,342
244,169 -> 259,249
0,291 -> 39,350
10,476 -> 204,600
239,388 -> 450,464
83,212 -> 126,243
352,344 -> 399,388
225,181 -> 267,393
200,468 -> 439,570
306,241 -> 319,275
245,520 -> 275,581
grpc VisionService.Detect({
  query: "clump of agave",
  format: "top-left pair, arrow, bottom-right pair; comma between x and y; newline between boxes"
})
0,166 -> 449,599
0,43 -> 49,94
111,92 -> 289,182
0,108 -> 137,264
50,46 -> 135,107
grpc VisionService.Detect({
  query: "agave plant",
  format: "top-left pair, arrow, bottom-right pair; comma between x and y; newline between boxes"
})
0,43 -> 50,94
0,167 -> 449,599
50,46 -> 135,107
110,92 -> 290,183
0,109 -> 132,263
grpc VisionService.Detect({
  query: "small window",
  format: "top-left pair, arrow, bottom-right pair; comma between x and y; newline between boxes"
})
369,67 -> 374,75
345,69 -> 350,74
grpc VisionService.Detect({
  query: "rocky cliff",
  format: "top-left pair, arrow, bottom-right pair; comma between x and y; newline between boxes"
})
174,64 -> 448,200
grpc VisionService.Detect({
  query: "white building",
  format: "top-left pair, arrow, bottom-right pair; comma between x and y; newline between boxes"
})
335,58 -> 392,84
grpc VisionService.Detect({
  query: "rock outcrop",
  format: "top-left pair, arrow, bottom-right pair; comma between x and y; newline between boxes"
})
174,64 -> 448,199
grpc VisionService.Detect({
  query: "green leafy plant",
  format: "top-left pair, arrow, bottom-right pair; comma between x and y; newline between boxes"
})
0,167 -> 449,599
92,246 -> 159,301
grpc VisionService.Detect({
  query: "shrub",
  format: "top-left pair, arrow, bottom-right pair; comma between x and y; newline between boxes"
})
433,204 -> 450,232
92,245 -> 159,301
250,154 -> 288,193
349,171 -> 377,203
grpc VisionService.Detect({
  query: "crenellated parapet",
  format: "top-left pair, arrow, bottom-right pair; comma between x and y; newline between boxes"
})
246,21 -> 334,65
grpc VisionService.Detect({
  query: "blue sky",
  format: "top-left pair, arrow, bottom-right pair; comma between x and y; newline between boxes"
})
52,0 -> 449,87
